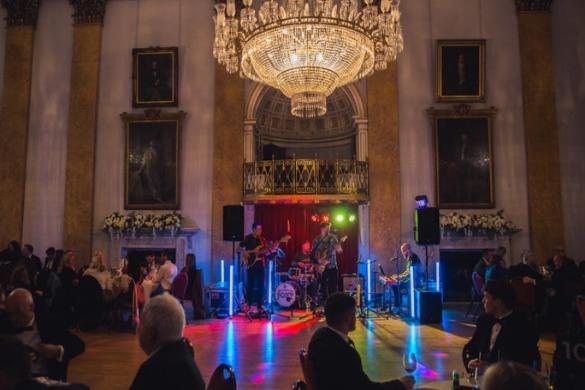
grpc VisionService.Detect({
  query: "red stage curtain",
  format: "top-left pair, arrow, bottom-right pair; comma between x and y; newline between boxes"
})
253,204 -> 358,276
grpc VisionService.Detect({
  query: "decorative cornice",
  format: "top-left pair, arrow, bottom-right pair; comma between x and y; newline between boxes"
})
1,0 -> 40,27
69,0 -> 107,25
515,0 -> 553,12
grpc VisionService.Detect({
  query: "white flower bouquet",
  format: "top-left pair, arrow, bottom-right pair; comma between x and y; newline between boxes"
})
440,210 -> 520,237
102,211 -> 183,237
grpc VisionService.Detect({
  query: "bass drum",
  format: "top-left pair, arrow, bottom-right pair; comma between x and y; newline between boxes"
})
275,281 -> 301,308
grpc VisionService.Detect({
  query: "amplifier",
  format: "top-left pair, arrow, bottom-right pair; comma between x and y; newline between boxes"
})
414,289 -> 443,324
342,273 -> 364,293
207,282 -> 229,313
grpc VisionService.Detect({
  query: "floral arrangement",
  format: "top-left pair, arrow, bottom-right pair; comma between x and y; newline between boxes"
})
102,211 -> 183,238
440,210 -> 520,237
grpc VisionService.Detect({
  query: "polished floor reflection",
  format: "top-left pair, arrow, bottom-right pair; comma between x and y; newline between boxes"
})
68,305 -> 554,389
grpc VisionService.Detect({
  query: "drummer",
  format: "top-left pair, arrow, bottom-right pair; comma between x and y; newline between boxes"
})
292,240 -> 316,269
292,240 -> 319,308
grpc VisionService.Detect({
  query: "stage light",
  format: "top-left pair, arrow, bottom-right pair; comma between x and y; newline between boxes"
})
348,214 -> 356,223
410,266 -> 415,318
322,215 -> 330,223
367,259 -> 372,305
220,259 -> 225,283
268,260 -> 273,306
415,195 -> 429,209
336,214 -> 345,223
436,262 -> 441,293
311,214 -> 319,222
229,264 -> 234,317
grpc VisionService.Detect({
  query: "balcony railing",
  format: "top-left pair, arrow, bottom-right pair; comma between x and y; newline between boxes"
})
243,159 -> 369,201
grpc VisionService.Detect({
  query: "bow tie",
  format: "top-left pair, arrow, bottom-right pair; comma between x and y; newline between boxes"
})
14,325 -> 34,334
348,337 -> 355,348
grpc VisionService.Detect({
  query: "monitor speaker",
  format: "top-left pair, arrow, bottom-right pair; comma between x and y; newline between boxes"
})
223,205 -> 244,241
414,207 -> 440,245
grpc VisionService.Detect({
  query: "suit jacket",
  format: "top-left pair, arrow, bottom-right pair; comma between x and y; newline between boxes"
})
464,311 -> 538,368
0,306 -> 85,381
130,338 -> 205,390
308,327 -> 406,390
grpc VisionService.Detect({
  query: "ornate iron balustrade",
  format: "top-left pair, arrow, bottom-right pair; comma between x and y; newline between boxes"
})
243,159 -> 369,201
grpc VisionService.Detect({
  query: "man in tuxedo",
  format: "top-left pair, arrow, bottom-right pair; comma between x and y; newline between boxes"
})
131,294 -> 205,390
308,293 -> 414,390
464,280 -> 539,372
0,289 -> 85,381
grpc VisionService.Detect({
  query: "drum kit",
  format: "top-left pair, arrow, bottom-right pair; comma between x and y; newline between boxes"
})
273,262 -> 318,313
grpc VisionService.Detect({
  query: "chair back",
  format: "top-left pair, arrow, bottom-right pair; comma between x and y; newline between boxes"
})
510,277 -> 536,310
471,272 -> 484,297
207,363 -> 236,390
299,348 -> 318,390
171,272 -> 188,300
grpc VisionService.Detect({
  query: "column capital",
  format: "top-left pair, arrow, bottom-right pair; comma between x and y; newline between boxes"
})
515,0 -> 553,12
1,0 -> 40,27
69,0 -> 107,25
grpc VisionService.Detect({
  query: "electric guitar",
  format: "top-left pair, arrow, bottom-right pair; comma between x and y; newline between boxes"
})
242,235 -> 292,268
316,235 -> 348,274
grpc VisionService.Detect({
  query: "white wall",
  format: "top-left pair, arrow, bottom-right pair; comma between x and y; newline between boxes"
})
397,0 -> 530,263
552,0 -> 585,262
22,0 -> 72,255
92,0 -> 216,279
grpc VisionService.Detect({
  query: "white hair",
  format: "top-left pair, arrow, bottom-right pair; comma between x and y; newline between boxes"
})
141,294 -> 185,347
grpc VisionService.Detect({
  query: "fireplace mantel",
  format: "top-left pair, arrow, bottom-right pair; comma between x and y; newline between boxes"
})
107,228 -> 199,271
440,235 -> 512,263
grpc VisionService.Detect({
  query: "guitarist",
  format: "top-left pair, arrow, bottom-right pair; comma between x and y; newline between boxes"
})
239,222 -> 267,311
311,222 -> 343,299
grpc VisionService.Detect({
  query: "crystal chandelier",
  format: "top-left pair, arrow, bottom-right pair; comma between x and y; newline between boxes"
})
213,0 -> 404,118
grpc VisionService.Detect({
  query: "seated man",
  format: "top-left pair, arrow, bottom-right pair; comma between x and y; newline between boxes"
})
0,288 -> 85,381
308,293 -> 414,390
481,361 -> 546,390
131,294 -> 205,390
464,280 -> 539,372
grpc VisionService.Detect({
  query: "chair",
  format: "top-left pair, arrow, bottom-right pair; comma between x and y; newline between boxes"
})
207,363 -> 236,390
171,272 -> 189,303
299,348 -> 318,390
465,272 -> 484,320
77,275 -> 104,331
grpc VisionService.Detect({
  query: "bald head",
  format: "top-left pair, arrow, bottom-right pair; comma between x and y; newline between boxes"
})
6,289 -> 34,328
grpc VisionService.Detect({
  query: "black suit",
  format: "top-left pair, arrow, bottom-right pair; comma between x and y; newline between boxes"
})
308,327 -> 406,390
463,311 -> 538,368
130,338 -> 205,390
0,306 -> 85,381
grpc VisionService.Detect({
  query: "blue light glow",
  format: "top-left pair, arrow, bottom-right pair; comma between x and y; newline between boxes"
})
268,260 -> 273,306
410,266 -> 415,318
435,262 -> 441,292
367,260 -> 372,305
220,259 -> 225,283
229,264 -> 234,317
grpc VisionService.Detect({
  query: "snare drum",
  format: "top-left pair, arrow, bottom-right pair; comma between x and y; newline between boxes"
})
288,267 -> 302,280
275,281 -> 301,308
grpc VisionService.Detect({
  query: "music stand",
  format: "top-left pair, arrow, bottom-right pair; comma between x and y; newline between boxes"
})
357,259 -> 389,320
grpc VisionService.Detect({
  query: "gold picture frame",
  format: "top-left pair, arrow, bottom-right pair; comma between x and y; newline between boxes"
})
436,40 -> 486,102
132,47 -> 179,107
121,109 -> 186,210
428,104 -> 496,209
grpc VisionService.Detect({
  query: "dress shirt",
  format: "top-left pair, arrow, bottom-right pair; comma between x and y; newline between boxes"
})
489,310 -> 513,352
15,315 -> 64,376
154,260 -> 178,291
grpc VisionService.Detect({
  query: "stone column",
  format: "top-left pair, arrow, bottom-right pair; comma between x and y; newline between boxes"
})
354,118 -> 368,162
62,0 -> 107,260
367,61 -> 401,269
243,120 -> 255,163
211,63 -> 245,277
0,1 -> 40,245
515,0 -> 564,261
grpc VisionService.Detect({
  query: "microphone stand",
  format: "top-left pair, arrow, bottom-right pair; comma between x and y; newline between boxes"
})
358,259 -> 389,320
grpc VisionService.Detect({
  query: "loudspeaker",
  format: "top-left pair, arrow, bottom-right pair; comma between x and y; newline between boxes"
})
415,289 -> 443,324
414,207 -> 440,245
223,205 -> 244,241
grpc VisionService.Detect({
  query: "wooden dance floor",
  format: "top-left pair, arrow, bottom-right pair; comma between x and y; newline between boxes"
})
68,306 -> 554,390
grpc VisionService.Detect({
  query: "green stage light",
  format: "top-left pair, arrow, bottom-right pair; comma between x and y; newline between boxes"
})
335,214 -> 345,223
349,214 -> 356,222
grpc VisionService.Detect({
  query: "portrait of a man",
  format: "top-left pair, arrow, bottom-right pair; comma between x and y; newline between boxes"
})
133,47 -> 178,107
437,40 -> 485,102
123,111 -> 185,209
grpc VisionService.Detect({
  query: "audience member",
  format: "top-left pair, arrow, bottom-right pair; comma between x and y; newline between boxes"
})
308,293 -> 414,390
8,266 -> 32,293
472,249 -> 492,283
464,280 -> 539,372
481,361 -> 546,390
58,251 -> 79,292
51,250 -> 65,273
0,288 -> 85,381
182,254 -> 205,320
130,294 -> 205,390
485,254 -> 507,282
151,251 -> 177,296
83,252 -> 110,292
44,248 -> 56,271
546,254 -> 582,330
22,245 -> 43,275
0,241 -> 21,264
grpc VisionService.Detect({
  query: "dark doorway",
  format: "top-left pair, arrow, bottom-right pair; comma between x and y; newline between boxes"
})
440,249 -> 483,302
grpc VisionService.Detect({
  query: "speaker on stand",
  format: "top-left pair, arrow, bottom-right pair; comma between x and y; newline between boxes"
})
222,205 -> 245,316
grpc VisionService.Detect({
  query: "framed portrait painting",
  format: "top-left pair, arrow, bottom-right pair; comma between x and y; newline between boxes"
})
132,47 -> 179,107
436,40 -> 486,102
122,110 -> 186,210
428,105 -> 496,209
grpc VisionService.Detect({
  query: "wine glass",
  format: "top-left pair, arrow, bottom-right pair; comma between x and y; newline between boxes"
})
402,352 -> 417,373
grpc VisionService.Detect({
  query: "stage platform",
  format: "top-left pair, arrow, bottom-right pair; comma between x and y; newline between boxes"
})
68,305 -> 554,389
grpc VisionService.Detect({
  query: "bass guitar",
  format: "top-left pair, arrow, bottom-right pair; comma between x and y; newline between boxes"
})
242,235 -> 292,268
316,235 -> 348,274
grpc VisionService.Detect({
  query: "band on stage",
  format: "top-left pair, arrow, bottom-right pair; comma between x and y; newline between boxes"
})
238,222 -> 422,315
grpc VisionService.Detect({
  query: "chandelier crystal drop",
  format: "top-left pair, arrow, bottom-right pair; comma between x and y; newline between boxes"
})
213,0 -> 404,118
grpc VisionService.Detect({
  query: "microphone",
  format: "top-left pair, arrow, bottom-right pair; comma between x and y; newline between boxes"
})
389,257 -> 399,262
378,264 -> 386,276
